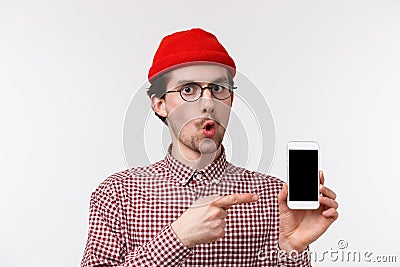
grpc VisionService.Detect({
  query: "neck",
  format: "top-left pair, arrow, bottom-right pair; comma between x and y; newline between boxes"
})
171,141 -> 222,170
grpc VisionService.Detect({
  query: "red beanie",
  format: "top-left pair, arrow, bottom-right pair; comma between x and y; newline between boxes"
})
148,28 -> 236,81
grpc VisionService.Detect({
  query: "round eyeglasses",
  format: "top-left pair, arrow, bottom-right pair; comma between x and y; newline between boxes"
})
163,82 -> 237,102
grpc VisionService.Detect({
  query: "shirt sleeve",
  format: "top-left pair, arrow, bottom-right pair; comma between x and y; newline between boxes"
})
80,181 -> 193,267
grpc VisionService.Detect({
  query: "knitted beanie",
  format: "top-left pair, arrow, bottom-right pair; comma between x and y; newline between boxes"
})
148,28 -> 236,81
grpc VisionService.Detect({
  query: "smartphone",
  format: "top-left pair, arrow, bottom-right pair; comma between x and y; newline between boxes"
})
287,141 -> 320,209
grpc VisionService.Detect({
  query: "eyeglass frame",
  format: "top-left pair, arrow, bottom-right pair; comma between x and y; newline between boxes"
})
161,82 -> 237,102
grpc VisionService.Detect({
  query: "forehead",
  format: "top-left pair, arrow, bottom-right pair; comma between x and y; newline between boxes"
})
166,63 -> 229,87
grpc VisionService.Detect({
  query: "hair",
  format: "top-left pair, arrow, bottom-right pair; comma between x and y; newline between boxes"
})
146,71 -> 171,125
146,67 -> 234,126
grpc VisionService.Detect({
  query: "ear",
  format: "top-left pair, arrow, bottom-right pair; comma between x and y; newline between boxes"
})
151,94 -> 168,118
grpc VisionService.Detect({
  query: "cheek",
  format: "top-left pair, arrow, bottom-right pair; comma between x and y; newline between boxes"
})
181,123 -> 198,137
167,101 -> 199,131
214,101 -> 232,129
165,97 -> 182,114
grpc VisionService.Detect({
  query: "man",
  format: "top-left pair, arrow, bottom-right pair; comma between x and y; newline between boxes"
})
81,28 -> 338,266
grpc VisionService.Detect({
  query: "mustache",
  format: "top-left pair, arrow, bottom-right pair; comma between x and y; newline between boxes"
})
201,117 -> 216,123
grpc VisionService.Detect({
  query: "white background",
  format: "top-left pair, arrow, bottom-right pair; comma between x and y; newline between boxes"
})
1,0 -> 399,266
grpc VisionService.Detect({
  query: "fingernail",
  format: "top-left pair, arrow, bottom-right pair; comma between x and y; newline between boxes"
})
252,195 -> 259,201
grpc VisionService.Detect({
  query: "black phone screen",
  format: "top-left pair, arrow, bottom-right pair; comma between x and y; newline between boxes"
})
289,149 -> 318,201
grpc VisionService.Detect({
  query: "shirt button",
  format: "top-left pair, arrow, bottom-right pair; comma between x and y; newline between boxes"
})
196,173 -> 202,180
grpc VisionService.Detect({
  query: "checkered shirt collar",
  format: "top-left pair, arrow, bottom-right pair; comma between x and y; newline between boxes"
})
165,143 -> 228,186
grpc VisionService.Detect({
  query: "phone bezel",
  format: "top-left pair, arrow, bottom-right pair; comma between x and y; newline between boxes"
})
287,141 -> 320,210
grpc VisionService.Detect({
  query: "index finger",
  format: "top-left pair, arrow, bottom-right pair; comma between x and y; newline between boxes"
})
211,193 -> 258,209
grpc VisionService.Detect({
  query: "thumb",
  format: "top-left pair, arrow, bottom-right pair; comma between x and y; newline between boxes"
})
278,183 -> 289,210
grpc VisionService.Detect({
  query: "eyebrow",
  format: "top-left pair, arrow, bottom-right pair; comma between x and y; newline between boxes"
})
175,77 -> 229,85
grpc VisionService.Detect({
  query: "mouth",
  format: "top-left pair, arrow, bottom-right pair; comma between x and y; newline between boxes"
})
202,120 -> 216,138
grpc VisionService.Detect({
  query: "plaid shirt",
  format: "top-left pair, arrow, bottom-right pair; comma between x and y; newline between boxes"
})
81,145 -> 311,266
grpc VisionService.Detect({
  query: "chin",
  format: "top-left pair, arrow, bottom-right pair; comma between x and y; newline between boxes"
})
179,128 -> 224,154
198,139 -> 218,154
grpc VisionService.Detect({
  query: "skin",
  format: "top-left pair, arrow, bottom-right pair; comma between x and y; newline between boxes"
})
151,64 -> 339,252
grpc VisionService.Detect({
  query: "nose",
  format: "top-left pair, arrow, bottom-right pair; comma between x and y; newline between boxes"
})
200,88 -> 215,113
202,87 -> 213,99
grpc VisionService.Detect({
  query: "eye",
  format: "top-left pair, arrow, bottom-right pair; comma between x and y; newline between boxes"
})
210,84 -> 224,93
181,84 -> 196,95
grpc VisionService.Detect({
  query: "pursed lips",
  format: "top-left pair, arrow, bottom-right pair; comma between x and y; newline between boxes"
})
202,120 -> 215,130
